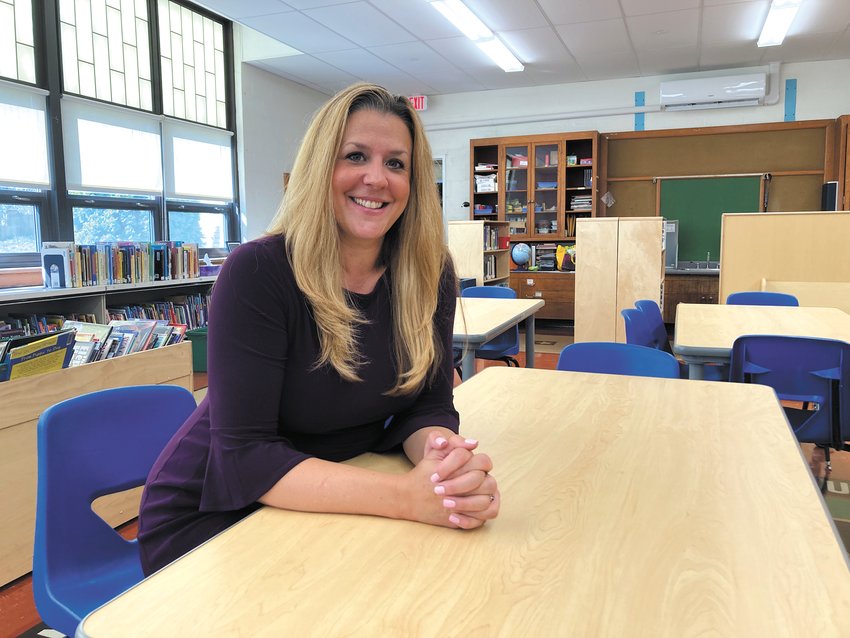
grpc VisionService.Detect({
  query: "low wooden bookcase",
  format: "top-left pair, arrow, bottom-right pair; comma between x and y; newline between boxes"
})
0,341 -> 193,586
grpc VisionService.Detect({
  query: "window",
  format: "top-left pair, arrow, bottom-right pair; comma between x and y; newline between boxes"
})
58,0 -> 153,110
72,200 -> 154,244
168,205 -> 227,248
158,0 -> 227,127
0,0 -> 37,85
0,81 -> 50,267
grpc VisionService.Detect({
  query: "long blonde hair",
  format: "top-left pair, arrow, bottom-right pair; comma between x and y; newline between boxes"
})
267,83 -> 451,395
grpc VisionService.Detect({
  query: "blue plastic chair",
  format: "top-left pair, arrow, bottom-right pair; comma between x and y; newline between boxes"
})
729,335 -> 850,472
33,385 -> 197,637
726,291 -> 799,306
624,300 -> 728,381
556,342 -> 681,379
461,286 -> 519,368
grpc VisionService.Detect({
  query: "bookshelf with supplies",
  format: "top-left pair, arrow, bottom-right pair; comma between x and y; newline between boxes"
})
447,220 -> 510,287
469,132 -> 599,321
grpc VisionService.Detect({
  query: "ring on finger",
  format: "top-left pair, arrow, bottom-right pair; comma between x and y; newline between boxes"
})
489,494 -> 495,503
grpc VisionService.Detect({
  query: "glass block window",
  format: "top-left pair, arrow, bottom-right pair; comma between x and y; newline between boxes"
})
0,0 -> 36,84
58,0 -> 153,110
158,0 -> 227,128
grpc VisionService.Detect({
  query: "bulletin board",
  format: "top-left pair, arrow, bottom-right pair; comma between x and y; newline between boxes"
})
658,176 -> 762,262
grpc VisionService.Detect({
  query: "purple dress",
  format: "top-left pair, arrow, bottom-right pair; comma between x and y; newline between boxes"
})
138,235 -> 460,575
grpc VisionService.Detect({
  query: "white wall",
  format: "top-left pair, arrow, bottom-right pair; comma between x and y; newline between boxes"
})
233,29 -> 326,240
418,60 -> 850,222
233,56 -> 850,232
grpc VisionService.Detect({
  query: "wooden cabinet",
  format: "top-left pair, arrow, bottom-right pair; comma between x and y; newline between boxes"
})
662,275 -> 720,323
510,272 -> 575,321
470,131 -> 600,242
574,217 -> 665,343
447,220 -> 510,286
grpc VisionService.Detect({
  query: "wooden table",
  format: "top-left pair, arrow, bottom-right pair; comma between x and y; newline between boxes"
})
78,367 -> 850,637
453,297 -> 545,379
673,303 -> 850,379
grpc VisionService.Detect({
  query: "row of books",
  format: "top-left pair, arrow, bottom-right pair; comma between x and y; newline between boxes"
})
41,241 -> 202,289
0,292 -> 210,338
0,318 -> 188,382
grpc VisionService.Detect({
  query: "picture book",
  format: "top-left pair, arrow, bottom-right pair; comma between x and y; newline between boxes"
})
2,329 -> 75,381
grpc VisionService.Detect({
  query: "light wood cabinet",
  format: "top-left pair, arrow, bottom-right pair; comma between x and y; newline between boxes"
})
574,217 -> 665,343
662,275 -> 719,323
447,220 -> 510,286
510,272 -> 575,321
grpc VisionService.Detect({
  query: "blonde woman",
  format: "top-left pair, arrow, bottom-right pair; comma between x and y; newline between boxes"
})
138,83 -> 499,574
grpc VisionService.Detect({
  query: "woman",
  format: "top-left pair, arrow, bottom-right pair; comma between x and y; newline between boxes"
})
138,83 -> 500,575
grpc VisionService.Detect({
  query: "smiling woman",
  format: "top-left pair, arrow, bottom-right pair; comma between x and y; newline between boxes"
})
137,83 -> 500,576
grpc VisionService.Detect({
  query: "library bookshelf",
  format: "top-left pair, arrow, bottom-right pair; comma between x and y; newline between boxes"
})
0,341 -> 194,586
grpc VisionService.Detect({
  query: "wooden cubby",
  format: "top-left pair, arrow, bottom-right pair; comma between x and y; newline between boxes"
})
447,220 -> 510,286
0,341 -> 194,586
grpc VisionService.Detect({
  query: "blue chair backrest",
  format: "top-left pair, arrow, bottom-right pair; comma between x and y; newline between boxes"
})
461,285 -> 519,354
726,291 -> 799,306
622,302 -> 672,353
729,335 -> 850,445
33,384 -> 197,636
556,342 -> 681,379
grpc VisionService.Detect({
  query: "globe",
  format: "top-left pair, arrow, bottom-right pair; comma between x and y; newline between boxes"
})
511,242 -> 532,267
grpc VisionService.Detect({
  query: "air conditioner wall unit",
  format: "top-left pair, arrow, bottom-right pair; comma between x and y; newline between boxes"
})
660,73 -> 767,111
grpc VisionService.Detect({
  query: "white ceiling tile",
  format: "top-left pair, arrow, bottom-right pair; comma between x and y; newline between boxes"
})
241,11 -> 357,52
620,0 -> 699,17
283,0 -> 352,8
497,27 -> 575,68
194,0 -> 294,19
314,48 -> 437,94
368,41 -> 481,92
556,19 -> 632,56
252,54 -> 359,90
464,0 -> 548,31
368,0 -> 460,40
759,34 -> 835,62
577,52 -> 641,80
637,46 -> 699,75
698,43 -> 767,68
702,3 -> 766,45
791,0 -> 850,35
703,0 -> 762,5
537,0 -> 622,25
627,9 -> 699,50
304,2 -> 416,47
427,36 -> 537,88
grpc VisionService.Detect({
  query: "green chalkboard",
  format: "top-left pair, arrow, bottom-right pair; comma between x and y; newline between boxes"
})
659,177 -> 761,262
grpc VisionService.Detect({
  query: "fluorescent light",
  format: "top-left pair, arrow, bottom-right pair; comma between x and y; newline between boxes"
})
430,0 -> 492,42
757,0 -> 801,47
429,0 -> 524,73
476,38 -> 524,73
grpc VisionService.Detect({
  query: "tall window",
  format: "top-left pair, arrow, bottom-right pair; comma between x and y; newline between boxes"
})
0,81 -> 50,267
0,0 -> 37,85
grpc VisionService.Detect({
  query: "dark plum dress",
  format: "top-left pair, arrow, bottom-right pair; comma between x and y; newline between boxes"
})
138,234 -> 459,575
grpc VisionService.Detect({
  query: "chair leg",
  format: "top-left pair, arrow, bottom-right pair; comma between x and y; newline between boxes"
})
454,365 -> 463,380
503,357 -> 520,367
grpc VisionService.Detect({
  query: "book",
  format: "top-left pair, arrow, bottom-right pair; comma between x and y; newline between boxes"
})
41,242 -> 75,289
148,324 -> 174,349
1,329 -> 75,381
68,340 -> 98,367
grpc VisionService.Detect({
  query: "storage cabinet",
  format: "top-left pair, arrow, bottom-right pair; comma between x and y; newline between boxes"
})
662,275 -> 720,323
574,217 -> 665,343
447,220 -> 510,286
469,131 -> 600,242
510,272 -> 575,320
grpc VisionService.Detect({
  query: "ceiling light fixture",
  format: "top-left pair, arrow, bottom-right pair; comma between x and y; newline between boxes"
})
757,0 -> 802,47
429,0 -> 524,73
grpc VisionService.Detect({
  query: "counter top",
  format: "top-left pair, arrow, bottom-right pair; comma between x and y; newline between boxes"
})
665,268 -> 719,277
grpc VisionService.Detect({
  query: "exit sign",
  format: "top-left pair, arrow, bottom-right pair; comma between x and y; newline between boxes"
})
407,95 -> 428,111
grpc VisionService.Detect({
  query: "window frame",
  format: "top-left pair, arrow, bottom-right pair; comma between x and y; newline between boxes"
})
0,0 -> 240,276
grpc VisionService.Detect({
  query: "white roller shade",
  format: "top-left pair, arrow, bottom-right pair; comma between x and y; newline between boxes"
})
163,118 -> 233,201
0,81 -> 50,188
62,96 -> 162,194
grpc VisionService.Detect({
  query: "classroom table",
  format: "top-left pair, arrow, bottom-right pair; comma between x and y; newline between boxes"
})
78,367 -> 850,637
452,296 -> 545,379
673,302 -> 850,379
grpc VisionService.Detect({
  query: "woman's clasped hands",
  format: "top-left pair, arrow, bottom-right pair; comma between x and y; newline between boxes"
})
404,432 -> 500,529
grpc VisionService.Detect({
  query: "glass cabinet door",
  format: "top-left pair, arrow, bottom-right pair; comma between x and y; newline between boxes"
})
504,144 -> 529,238
531,143 -> 560,237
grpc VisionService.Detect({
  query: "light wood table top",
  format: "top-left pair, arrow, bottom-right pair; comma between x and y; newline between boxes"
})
78,367 -> 850,637
453,297 -> 545,378
673,303 -> 850,378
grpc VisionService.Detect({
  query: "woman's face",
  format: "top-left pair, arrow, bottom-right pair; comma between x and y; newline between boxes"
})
332,108 -> 412,252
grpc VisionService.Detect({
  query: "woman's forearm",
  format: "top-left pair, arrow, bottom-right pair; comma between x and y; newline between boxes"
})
258,457 -> 408,519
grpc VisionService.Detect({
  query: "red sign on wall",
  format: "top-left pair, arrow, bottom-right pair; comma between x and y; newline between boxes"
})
407,95 -> 428,111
